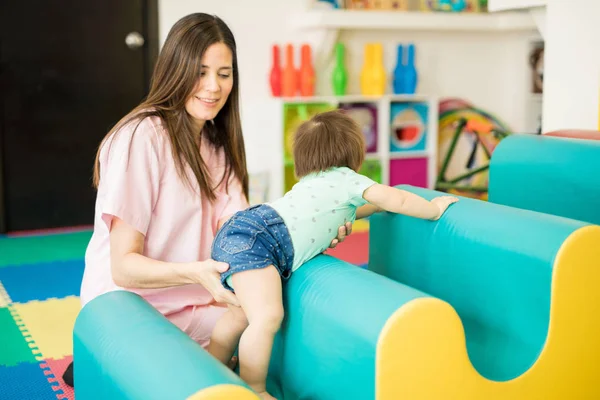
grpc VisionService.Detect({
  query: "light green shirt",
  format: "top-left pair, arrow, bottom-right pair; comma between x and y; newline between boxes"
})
268,167 -> 377,271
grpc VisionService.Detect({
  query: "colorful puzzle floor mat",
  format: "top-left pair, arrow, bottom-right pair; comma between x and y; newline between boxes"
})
0,224 -> 369,399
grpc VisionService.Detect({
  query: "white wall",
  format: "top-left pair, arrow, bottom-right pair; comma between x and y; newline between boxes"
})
489,0 -> 600,132
542,0 -> 600,131
158,0 -> 540,198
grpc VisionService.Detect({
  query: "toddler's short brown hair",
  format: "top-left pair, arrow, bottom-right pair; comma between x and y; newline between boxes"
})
293,110 -> 365,178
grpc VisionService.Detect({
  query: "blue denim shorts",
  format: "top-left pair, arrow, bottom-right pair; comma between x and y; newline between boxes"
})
211,204 -> 295,292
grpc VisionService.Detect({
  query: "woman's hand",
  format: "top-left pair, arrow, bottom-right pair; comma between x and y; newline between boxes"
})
328,221 -> 353,250
192,259 -> 240,306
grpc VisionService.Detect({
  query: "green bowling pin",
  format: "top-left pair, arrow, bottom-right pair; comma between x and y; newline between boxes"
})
331,43 -> 348,96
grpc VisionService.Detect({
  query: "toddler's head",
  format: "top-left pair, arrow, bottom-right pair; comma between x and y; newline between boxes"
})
293,110 -> 365,178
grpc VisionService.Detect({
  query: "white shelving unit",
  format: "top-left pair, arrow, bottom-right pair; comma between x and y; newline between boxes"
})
276,95 -> 438,197
265,7 -> 542,200
488,0 -> 547,12
289,9 -> 539,74
487,0 -> 547,39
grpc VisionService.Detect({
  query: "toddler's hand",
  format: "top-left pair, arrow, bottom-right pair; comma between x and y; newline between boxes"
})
430,196 -> 459,220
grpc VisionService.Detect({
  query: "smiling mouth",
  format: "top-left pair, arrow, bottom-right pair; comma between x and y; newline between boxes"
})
195,96 -> 219,104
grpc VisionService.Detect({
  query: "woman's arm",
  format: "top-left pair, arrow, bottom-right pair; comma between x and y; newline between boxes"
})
363,184 -> 458,221
110,217 -> 239,306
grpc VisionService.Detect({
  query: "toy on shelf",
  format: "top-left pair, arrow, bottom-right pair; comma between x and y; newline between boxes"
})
299,44 -> 315,97
420,0 -> 481,12
340,102 -> 378,153
393,44 -> 404,95
315,0 -> 341,8
439,0 -> 467,12
332,43 -> 348,96
345,0 -> 369,8
282,44 -> 298,97
360,43 -> 386,96
269,45 -> 282,97
393,43 -> 418,95
345,0 -> 408,10
390,102 -> 427,152
393,44 -> 405,95
436,98 -> 511,200
270,43 -> 316,98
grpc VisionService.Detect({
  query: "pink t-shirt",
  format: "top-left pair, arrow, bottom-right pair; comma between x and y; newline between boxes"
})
80,115 -> 248,316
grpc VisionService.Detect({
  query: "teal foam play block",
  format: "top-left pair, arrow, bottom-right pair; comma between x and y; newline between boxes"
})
369,185 -> 587,381
489,134 -> 600,224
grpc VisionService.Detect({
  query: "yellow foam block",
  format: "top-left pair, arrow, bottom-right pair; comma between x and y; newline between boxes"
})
376,225 -> 600,399
187,384 -> 259,400
12,296 -> 81,360
352,219 -> 369,233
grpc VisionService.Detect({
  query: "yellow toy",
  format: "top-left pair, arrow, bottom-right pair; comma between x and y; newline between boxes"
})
360,43 -> 386,96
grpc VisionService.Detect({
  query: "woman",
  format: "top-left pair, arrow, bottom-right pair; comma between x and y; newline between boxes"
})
64,12 -> 350,387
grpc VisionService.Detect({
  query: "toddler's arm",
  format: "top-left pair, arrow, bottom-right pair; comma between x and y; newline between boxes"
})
363,184 -> 458,221
356,204 -> 382,219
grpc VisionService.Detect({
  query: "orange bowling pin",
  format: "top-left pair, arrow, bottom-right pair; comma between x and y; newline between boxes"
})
299,44 -> 315,97
282,44 -> 298,97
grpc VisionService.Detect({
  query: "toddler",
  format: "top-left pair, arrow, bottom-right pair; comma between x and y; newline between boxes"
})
208,110 -> 458,399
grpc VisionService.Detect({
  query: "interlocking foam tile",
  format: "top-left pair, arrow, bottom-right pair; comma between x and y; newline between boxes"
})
325,231 -> 369,265
11,297 -> 81,361
0,231 -> 91,268
0,259 -> 84,303
40,356 -> 75,400
0,307 -> 38,366
0,281 -> 11,307
0,361 -> 60,400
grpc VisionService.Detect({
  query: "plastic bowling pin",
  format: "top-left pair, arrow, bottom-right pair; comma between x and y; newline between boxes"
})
372,43 -> 386,95
361,43 -> 386,95
360,44 -> 374,95
404,43 -> 418,94
299,44 -> 315,97
282,44 -> 298,97
392,44 -> 405,95
331,43 -> 348,96
269,44 -> 282,97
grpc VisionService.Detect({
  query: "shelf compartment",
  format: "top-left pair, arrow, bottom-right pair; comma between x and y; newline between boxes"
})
390,101 -> 429,153
390,158 -> 428,188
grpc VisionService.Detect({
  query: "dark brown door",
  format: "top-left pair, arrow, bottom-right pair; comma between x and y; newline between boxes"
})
0,1 -> 158,233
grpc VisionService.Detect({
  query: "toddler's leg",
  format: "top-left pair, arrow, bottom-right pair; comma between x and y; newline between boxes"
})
232,265 -> 283,400
207,304 -> 248,365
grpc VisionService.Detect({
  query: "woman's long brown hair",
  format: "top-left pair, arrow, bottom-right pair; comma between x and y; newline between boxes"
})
92,13 -> 248,202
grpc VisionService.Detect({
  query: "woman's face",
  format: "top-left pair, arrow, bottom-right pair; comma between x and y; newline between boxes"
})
185,42 -> 234,131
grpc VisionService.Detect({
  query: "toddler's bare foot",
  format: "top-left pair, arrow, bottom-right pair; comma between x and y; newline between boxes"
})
256,391 -> 277,400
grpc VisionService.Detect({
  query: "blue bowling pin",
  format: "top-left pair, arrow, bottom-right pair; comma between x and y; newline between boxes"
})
404,43 -> 418,94
392,44 -> 405,94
